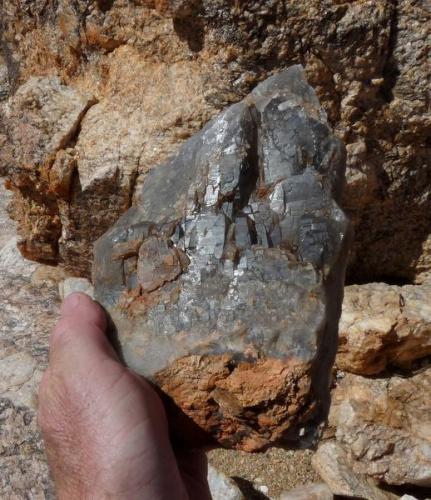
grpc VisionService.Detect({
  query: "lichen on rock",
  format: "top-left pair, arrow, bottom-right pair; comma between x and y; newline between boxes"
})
93,66 -> 350,451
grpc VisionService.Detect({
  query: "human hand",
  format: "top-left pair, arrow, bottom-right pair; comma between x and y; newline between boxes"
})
38,292 -> 211,500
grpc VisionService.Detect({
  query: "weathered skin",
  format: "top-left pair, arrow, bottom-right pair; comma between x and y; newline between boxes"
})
93,66 -> 350,451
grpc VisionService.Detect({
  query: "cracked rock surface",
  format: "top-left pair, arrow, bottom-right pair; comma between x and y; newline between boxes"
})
315,368 -> 431,490
337,282 -> 431,375
93,66 -> 350,451
1,76 -> 96,263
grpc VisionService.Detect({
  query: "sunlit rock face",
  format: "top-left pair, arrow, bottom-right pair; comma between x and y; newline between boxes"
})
93,66 -> 351,451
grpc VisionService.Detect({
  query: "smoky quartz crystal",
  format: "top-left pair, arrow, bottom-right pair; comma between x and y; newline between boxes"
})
93,65 -> 350,451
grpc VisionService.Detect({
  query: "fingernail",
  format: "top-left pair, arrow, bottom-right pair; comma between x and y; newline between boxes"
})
62,292 -> 81,312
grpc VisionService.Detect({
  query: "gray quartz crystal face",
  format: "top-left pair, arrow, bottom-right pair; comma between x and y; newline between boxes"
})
93,65 -> 350,451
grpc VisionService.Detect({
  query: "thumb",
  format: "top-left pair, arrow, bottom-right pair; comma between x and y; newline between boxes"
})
48,292 -> 118,371
39,292 -> 127,448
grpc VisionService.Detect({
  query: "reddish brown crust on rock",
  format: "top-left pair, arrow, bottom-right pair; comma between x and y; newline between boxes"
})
154,354 -> 314,452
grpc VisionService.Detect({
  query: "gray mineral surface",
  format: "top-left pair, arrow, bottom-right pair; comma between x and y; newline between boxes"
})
93,65 -> 350,449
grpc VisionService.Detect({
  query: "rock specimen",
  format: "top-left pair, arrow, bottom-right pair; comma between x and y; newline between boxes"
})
312,442 -> 399,500
58,277 -> 95,300
315,369 -> 431,490
207,465 -> 244,500
1,0 -> 430,284
93,66 -> 350,451
0,76 -> 95,263
337,283 -> 431,375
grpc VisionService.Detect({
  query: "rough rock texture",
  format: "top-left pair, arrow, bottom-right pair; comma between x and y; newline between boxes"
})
337,283 -> 431,375
0,398 -> 54,499
0,0 -> 430,284
58,276 -> 94,299
317,369 -> 431,489
341,0 -> 431,285
1,76 -> 96,263
312,442 -> 399,500
93,66 -> 350,451
0,181 -> 59,499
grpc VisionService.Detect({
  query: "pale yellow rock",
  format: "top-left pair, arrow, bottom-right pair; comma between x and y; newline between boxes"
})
4,76 -> 95,169
337,283 -> 431,375
312,442 -> 398,500
0,351 -> 36,393
59,277 -> 94,299
327,369 -> 431,487
1,77 -> 96,263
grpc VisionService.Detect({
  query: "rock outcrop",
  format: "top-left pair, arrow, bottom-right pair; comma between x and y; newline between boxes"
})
93,66 -> 350,451
0,0 -> 430,284
315,282 -> 431,499
0,181 -> 59,499
1,76 -> 96,263
314,369 -> 431,493
312,442 -> 399,500
337,283 -> 431,375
